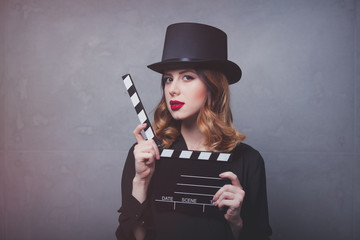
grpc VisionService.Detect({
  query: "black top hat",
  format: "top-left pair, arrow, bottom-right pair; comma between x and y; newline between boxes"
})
147,22 -> 242,84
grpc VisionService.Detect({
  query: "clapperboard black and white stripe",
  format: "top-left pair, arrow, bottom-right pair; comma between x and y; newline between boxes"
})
160,148 -> 231,162
122,74 -> 160,148
122,74 -> 233,215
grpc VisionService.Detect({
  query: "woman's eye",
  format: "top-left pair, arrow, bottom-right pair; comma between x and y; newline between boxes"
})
163,77 -> 173,83
183,75 -> 194,81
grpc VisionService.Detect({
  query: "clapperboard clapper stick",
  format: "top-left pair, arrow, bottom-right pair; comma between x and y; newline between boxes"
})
122,74 -> 232,216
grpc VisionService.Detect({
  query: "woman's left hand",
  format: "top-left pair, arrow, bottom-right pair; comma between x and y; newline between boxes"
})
212,171 -> 245,233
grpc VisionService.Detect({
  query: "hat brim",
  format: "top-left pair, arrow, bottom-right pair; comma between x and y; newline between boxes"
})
147,59 -> 242,84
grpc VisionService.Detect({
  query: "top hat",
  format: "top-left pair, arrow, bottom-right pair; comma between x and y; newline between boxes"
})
147,22 -> 242,84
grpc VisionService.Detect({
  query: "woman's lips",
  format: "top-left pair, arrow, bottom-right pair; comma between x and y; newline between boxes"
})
170,100 -> 185,110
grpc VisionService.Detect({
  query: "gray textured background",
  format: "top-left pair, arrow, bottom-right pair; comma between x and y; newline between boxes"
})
0,0 -> 359,239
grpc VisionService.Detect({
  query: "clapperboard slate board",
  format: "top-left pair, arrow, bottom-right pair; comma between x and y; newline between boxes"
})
122,74 -> 232,216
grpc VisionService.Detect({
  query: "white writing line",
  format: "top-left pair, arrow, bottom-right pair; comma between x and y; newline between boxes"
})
155,199 -> 214,207
175,191 -> 214,197
180,174 -> 222,180
176,183 -> 221,189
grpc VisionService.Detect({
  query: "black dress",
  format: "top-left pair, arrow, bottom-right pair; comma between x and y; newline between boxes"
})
116,136 -> 272,240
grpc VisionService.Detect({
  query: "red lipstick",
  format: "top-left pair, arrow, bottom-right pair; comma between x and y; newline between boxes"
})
170,100 -> 184,110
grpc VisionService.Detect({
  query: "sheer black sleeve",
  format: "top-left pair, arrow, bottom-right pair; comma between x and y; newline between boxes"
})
115,144 -> 154,240
234,144 -> 272,240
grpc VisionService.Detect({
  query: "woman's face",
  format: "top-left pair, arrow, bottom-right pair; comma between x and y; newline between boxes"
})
163,69 -> 208,123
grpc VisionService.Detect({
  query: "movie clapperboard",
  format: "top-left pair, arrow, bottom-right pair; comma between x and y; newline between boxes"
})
122,74 -> 232,216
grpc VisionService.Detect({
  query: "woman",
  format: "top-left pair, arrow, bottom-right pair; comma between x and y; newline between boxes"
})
116,22 -> 272,240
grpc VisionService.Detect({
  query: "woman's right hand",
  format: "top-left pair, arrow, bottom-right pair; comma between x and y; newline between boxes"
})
132,123 -> 160,185
132,123 -> 160,238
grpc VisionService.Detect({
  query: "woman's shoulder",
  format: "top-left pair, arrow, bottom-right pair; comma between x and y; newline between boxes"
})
232,141 -> 261,155
231,142 -> 265,167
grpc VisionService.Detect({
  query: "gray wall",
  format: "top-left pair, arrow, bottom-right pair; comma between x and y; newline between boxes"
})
0,0 -> 359,239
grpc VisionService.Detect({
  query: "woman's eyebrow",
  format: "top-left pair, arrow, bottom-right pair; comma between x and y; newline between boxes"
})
179,69 -> 196,74
163,72 -> 173,76
163,69 -> 196,76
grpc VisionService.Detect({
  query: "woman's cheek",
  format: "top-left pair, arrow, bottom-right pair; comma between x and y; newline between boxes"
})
190,82 -> 207,99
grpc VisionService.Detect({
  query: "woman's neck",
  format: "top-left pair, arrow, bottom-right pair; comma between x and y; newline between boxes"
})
180,119 -> 208,151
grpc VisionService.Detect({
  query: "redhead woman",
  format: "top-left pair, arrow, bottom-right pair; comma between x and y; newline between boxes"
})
116,23 -> 272,240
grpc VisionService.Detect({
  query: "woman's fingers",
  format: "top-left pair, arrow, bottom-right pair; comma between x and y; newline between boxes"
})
135,152 -> 155,164
213,172 -> 242,202
214,190 -> 244,206
134,140 -> 157,162
133,123 -> 147,143
132,123 -> 162,181
133,143 -> 156,181
213,185 -> 243,205
219,171 -> 242,188
133,123 -> 160,160
212,171 -> 245,220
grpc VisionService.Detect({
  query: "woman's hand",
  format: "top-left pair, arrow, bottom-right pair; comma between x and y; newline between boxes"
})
132,123 -> 160,203
212,171 -> 245,237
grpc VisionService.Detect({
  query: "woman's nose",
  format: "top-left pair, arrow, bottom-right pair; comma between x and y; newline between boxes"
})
168,81 -> 180,96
